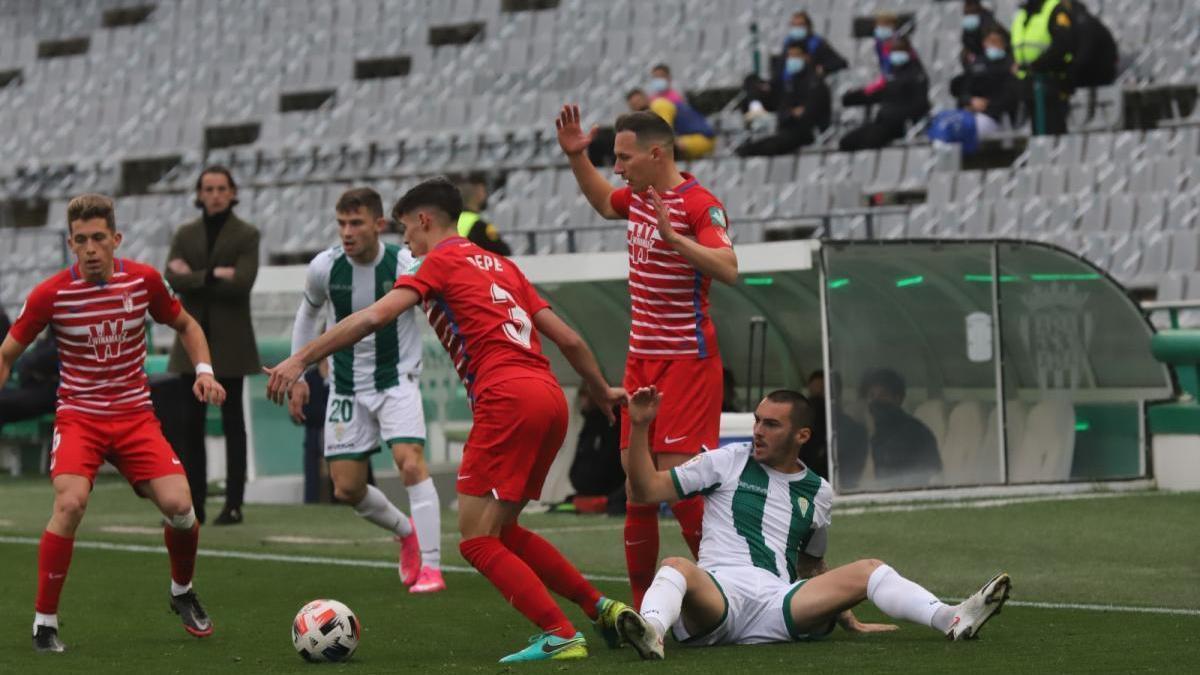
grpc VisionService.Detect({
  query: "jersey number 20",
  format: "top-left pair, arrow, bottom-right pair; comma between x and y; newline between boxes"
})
490,282 -> 532,349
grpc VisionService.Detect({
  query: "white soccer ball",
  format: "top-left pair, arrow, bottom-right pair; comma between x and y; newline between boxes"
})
291,599 -> 360,662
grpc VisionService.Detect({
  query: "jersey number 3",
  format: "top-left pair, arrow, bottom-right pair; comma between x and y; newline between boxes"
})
490,282 -> 532,349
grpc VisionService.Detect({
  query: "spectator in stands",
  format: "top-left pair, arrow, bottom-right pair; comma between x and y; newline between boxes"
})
959,28 -> 1022,135
646,64 -> 716,159
960,0 -> 1009,66
736,41 -> 832,157
588,89 -> 650,170
839,36 -> 931,152
1011,0 -> 1074,135
1062,0 -> 1118,89
871,11 -> 903,76
860,368 -> 942,487
164,165 -> 260,525
0,330 -> 58,433
457,176 -> 511,256
743,10 -> 848,120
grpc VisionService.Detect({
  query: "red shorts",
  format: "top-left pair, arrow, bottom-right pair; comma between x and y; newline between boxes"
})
51,409 -> 185,486
458,377 -> 568,502
620,356 -> 722,454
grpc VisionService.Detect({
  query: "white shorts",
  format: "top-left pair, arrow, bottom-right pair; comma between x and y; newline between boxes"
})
671,567 -> 834,646
323,378 -> 426,460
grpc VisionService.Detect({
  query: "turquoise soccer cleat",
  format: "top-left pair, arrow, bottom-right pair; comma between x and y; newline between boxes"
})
497,631 -> 588,663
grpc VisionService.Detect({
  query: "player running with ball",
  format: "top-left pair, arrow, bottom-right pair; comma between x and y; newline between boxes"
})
0,194 -> 224,652
266,178 -> 638,663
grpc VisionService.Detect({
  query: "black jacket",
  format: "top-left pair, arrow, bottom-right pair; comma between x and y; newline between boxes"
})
1065,1 -> 1117,86
1024,0 -> 1075,76
959,55 -> 1022,124
777,34 -> 849,77
772,67 -> 832,133
843,59 -> 931,132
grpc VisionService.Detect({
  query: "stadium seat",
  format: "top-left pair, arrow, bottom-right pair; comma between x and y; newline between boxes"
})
911,399 -> 948,455
942,400 -> 994,485
1011,398 -> 1076,483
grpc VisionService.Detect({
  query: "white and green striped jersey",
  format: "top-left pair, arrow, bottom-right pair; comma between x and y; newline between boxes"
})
670,443 -> 833,584
293,243 -> 422,395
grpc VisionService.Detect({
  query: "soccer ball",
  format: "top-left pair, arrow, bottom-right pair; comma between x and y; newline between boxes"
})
291,599 -> 360,662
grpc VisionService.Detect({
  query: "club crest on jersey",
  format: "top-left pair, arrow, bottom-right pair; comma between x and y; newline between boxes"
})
87,319 -> 126,361
708,207 -> 728,229
796,496 -> 810,517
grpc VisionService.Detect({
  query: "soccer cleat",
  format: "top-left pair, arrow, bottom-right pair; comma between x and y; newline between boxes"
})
170,590 -> 214,637
617,610 -> 665,660
408,567 -> 446,594
212,506 -> 243,525
497,631 -> 588,663
397,519 -> 421,586
32,625 -> 65,653
593,596 -> 635,649
947,572 -> 1011,641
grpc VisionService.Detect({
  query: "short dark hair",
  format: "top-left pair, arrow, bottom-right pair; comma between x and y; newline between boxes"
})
336,187 -> 384,220
651,63 -> 671,76
765,389 -> 815,431
860,368 -> 907,400
615,111 -> 676,150
807,370 -> 824,384
195,165 -> 237,192
982,26 -> 1008,43
625,87 -> 645,100
391,176 -> 463,223
67,193 -> 116,231
787,41 -> 810,55
791,10 -> 812,25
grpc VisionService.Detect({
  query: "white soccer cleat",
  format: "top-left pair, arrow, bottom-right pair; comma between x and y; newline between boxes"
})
617,611 -> 664,660
946,572 -> 1011,641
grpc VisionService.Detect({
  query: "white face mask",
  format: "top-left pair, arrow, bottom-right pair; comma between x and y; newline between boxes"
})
888,50 -> 910,67
648,77 -> 669,93
874,25 -> 894,41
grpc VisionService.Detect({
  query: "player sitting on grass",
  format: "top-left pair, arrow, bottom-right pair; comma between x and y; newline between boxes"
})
265,177 -> 637,663
616,386 -> 1011,659
0,194 -> 225,652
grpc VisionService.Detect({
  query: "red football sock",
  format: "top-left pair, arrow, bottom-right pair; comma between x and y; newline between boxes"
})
670,495 -> 704,559
459,536 -> 576,639
35,530 -> 74,614
501,523 -> 603,620
624,502 -> 660,611
164,523 -> 199,586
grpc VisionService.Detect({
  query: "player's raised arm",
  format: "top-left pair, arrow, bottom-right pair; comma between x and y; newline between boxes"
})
648,187 -> 738,285
264,287 -> 421,403
625,386 -> 681,503
557,104 -> 621,220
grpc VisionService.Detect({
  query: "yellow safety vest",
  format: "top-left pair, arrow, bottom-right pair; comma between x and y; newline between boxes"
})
457,211 -> 480,237
1012,0 -> 1060,73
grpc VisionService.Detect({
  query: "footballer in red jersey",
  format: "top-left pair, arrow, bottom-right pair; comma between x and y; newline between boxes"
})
266,178 -> 638,663
557,105 -> 739,609
0,194 -> 226,652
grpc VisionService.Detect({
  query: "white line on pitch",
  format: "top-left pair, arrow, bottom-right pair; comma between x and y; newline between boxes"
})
1,535 -> 1197,617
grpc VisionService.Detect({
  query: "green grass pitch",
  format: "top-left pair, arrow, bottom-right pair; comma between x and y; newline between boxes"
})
1,476 -> 1197,673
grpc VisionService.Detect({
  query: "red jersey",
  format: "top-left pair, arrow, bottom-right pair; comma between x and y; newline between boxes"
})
394,237 -> 556,402
610,173 -> 732,360
9,259 -> 182,417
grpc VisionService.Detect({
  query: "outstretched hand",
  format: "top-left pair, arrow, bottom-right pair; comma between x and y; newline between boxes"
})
555,104 -> 596,157
626,386 -> 661,426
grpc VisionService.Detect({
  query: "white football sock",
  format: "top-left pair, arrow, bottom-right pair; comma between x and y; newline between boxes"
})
406,477 -> 441,569
353,485 -> 412,537
33,612 -> 58,633
641,565 -> 687,638
171,580 -> 193,597
866,563 -> 947,631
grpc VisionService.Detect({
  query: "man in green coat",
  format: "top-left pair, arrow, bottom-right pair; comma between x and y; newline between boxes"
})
164,166 -> 260,525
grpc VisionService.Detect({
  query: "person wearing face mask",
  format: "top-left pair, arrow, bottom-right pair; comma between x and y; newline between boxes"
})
871,11 -> 902,76
859,368 -> 942,489
839,36 -> 931,152
646,64 -> 716,160
960,1 -> 1009,66
961,29 -> 1021,135
1011,0 -> 1074,135
736,42 -> 831,157
742,10 -> 847,120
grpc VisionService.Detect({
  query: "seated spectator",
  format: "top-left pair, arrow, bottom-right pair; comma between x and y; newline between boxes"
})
860,368 -> 942,487
782,11 -> 849,76
457,176 -> 511,256
960,0 -> 1009,66
871,11 -> 902,76
587,88 -> 648,168
839,36 -> 930,152
736,42 -> 832,157
804,369 -> 870,487
0,331 -> 59,432
930,28 -> 1020,153
646,63 -> 716,159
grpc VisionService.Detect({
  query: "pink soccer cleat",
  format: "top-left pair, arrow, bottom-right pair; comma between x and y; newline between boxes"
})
397,518 -> 421,586
408,567 -> 446,594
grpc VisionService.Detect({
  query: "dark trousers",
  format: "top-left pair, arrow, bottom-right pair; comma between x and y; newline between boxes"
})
736,124 -> 815,157
1027,75 -> 1070,136
179,375 -> 247,521
839,121 -> 902,152
0,383 -> 57,428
